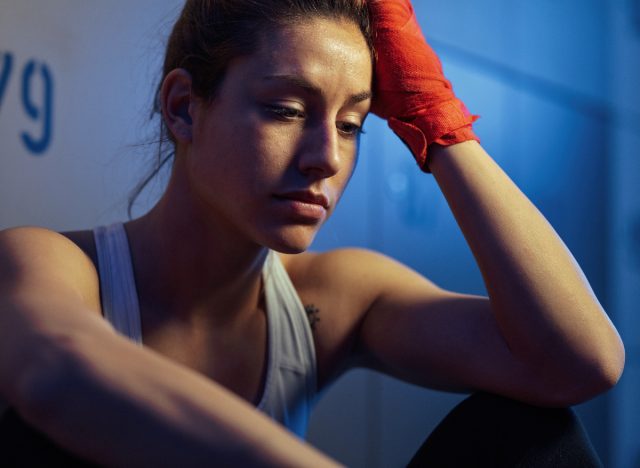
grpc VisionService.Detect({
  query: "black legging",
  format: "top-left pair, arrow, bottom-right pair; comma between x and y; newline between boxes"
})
407,392 -> 603,467
0,392 -> 602,467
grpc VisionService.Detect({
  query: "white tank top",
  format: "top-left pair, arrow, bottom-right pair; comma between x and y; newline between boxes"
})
93,223 -> 318,438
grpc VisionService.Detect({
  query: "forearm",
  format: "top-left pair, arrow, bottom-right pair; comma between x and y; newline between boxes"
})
429,141 -> 624,395
18,329 -> 340,468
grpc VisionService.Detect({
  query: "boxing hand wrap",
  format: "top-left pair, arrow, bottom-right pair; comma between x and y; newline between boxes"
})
368,0 -> 480,171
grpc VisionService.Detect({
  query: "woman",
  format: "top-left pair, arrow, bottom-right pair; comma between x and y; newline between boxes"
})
0,0 -> 624,466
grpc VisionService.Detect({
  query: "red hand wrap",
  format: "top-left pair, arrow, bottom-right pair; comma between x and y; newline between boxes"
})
368,0 -> 480,171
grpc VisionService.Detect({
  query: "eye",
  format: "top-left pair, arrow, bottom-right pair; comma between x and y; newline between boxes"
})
264,105 -> 305,121
337,121 -> 365,139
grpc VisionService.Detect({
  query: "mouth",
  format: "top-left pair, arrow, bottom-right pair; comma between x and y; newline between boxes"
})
273,190 -> 330,223
274,190 -> 330,210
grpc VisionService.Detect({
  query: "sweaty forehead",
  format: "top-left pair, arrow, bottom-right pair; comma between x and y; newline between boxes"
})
250,17 -> 372,85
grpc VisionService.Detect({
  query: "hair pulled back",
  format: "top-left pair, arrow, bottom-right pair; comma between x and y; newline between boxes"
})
128,0 -> 373,217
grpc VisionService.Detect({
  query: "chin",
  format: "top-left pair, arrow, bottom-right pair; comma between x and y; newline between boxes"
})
262,225 -> 318,254
271,244 -> 309,255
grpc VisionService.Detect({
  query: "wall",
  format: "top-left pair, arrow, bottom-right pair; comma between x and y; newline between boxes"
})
610,1 -> 640,466
1,1 -> 637,467
0,0 -> 183,231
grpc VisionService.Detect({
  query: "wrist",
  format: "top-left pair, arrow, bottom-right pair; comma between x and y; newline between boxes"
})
387,101 -> 480,171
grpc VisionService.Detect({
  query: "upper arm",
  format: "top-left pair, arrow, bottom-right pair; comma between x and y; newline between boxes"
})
0,227 -> 109,403
313,249 -> 549,403
358,282 -> 522,395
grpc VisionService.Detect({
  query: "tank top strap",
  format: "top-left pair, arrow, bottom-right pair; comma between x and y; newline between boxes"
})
259,250 -> 318,437
93,223 -> 143,345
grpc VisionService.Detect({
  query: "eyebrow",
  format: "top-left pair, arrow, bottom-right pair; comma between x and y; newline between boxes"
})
262,74 -> 372,105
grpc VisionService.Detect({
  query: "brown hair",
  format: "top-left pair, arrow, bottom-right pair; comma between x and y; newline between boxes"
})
128,0 -> 373,217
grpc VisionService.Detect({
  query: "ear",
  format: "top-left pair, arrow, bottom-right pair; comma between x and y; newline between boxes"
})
160,68 -> 194,143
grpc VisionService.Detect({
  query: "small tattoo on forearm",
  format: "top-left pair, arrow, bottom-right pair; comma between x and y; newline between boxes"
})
304,304 -> 320,331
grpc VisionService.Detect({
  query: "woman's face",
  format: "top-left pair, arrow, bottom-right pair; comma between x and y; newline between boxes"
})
185,17 -> 373,253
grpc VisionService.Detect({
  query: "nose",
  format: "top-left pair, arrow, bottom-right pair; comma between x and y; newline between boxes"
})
297,121 -> 343,178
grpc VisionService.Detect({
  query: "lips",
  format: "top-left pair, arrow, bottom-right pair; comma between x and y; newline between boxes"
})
274,190 -> 330,210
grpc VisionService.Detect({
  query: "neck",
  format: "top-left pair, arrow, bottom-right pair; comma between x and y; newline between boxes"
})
125,169 -> 269,328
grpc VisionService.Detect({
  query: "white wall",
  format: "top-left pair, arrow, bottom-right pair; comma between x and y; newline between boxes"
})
0,0 -> 183,230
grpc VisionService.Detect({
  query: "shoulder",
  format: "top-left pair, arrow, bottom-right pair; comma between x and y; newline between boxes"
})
279,247 -> 397,283
279,247 -> 442,305
0,226 -> 100,311
0,226 -> 96,272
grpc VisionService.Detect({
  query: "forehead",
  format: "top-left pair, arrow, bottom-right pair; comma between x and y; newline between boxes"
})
240,17 -> 373,92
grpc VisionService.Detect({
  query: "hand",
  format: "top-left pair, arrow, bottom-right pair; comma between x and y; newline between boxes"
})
367,0 -> 480,171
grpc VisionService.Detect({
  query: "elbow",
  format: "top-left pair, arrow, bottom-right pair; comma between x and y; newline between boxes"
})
589,337 -> 626,396
580,332 -> 626,402
545,339 -> 626,408
575,357 -> 624,405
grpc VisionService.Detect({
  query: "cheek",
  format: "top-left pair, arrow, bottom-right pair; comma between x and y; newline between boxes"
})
338,141 -> 359,180
193,115 -> 261,173
334,172 -> 353,204
249,118 -> 302,175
